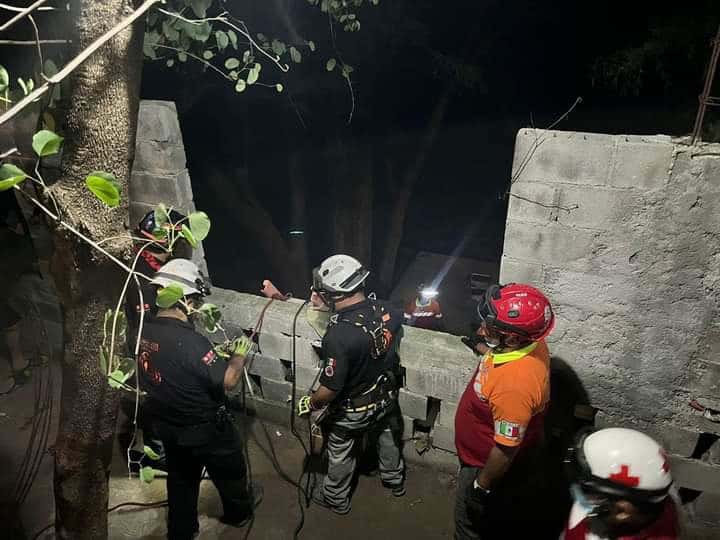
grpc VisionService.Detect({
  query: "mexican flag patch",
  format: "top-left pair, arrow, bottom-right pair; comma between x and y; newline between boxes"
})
495,420 -> 522,439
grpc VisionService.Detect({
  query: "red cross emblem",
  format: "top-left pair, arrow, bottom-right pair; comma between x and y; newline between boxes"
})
609,464 -> 640,487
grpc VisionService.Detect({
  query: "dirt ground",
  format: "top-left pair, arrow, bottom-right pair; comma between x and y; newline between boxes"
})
1,347 -> 579,540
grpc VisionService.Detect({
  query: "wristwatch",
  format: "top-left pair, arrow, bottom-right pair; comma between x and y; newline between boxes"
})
473,479 -> 492,496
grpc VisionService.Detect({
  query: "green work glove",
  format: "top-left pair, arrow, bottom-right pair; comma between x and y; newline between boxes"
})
231,335 -> 254,358
297,395 -> 312,417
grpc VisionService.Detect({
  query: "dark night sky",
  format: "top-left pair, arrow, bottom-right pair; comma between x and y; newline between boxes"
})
140,0 -> 720,293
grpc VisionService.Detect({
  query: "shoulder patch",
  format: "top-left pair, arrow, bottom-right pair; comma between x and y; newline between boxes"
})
201,350 -> 217,366
325,358 -> 336,378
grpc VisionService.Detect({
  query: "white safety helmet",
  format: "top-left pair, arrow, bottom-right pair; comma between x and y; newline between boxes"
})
152,259 -> 210,297
569,428 -> 673,504
312,254 -> 369,298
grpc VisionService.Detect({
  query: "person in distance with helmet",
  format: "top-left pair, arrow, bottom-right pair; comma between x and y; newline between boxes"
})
453,283 -> 555,539
138,259 -> 262,539
297,254 -> 405,515
125,209 -> 193,341
563,427 -> 679,539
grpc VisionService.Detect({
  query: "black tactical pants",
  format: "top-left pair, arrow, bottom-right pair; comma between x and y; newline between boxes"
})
160,421 -> 252,540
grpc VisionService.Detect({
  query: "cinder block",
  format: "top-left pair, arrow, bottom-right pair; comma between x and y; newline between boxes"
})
437,400 -> 459,427
507,182 -> 558,224
689,492 -> 720,527
295,365 -> 321,392
261,378 -> 292,404
246,354 -> 288,381
133,140 -> 186,173
257,332 -> 320,367
596,412 -> 699,456
398,389 -> 428,420
402,415 -> 415,440
499,256 -> 544,285
609,138 -> 673,189
129,170 -> 194,206
512,129 -> 615,186
431,424 -> 455,452
403,365 -> 469,403
502,220 -> 598,266
555,184 -> 643,231
669,456 -> 720,493
137,100 -> 183,145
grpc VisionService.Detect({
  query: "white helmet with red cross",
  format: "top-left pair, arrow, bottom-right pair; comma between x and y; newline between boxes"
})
571,428 -> 673,503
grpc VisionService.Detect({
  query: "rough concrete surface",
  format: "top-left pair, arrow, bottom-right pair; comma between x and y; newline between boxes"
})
502,129 -> 720,528
130,99 -> 208,276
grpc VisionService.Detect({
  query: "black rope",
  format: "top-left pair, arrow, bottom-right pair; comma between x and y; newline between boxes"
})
290,300 -> 314,540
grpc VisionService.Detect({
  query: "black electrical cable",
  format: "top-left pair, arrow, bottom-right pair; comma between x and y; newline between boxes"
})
289,300 -> 314,540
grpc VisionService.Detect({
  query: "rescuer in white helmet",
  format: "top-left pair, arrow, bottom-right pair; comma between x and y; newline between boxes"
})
138,259 -> 262,537
297,254 -> 406,514
562,427 -> 680,539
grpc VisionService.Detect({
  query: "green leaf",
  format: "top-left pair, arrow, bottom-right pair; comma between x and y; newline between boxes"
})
108,369 -> 128,389
197,303 -> 222,333
276,83 -> 284,93
290,46 -> 302,63
85,172 -> 121,207
178,51 -> 188,63
228,30 -> 238,49
229,70 -> 239,80
216,30 -> 229,50
202,50 -> 214,60
307,40 -> 316,52
156,283 -> 184,308
225,57 -> 240,70
140,466 -> 156,483
162,19 -> 180,41
247,67 -> 259,85
143,445 -> 161,461
242,50 -> 251,64
17,77 -> 28,96
271,39 -> 286,56
43,59 -> 59,77
0,64 -> 8,91
235,79 -> 246,93
254,62 -> 262,73
166,58 -> 175,67
0,164 -> 28,192
99,349 -> 108,375
190,0 -> 212,18
326,57 -> 337,71
188,211 -> 210,242
32,130 -> 64,157
257,33 -> 267,42
154,202 -> 169,229
181,224 -> 198,248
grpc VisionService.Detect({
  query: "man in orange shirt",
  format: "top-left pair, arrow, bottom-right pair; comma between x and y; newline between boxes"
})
454,283 -> 555,539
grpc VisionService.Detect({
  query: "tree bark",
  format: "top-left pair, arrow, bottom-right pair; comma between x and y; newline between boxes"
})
376,92 -> 451,295
52,1 -> 144,538
329,139 -> 373,264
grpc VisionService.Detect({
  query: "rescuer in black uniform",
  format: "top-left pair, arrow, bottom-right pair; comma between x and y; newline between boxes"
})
298,254 -> 405,515
125,209 -> 193,470
138,259 -> 261,539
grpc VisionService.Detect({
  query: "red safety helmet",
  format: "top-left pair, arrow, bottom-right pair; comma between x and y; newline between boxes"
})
477,283 -> 555,341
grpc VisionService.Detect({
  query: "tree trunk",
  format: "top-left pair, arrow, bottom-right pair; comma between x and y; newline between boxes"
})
330,139 -> 373,264
376,92 -> 452,295
52,1 -> 144,538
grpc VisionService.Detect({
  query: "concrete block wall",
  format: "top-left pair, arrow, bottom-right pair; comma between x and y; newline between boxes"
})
203,287 -> 474,470
502,129 -> 720,528
130,100 -> 208,275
